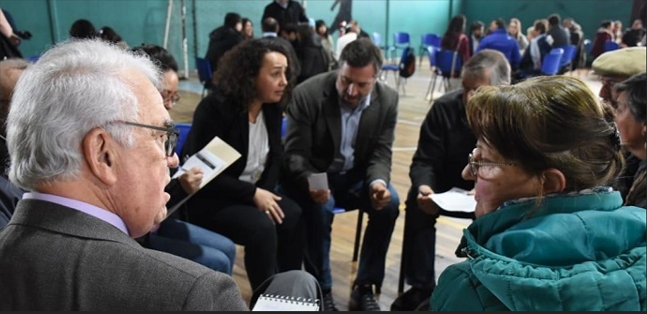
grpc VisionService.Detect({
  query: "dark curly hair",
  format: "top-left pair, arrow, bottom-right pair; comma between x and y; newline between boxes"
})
131,44 -> 178,72
214,37 -> 296,112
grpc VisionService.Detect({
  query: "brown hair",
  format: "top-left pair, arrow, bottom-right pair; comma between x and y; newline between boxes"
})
466,75 -> 624,192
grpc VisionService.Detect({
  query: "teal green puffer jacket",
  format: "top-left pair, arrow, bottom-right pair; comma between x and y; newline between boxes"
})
430,188 -> 646,311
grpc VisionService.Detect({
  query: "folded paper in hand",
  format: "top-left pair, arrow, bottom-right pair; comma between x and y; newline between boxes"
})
307,172 -> 328,190
429,187 -> 476,213
166,136 -> 240,219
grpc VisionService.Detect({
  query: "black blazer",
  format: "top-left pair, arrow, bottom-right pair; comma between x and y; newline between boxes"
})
282,71 -> 399,192
181,89 -> 283,206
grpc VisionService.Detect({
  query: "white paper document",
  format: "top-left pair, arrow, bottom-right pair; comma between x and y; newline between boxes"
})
166,136 -> 241,218
429,187 -> 476,213
307,172 -> 328,190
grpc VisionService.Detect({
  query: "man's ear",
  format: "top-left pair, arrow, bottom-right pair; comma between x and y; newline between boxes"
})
542,168 -> 566,194
82,128 -> 118,186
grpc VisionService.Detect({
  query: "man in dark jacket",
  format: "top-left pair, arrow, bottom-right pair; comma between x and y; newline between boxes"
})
204,12 -> 244,76
262,0 -> 308,32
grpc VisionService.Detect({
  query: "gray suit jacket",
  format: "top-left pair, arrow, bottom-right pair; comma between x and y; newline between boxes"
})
0,199 -> 249,311
282,71 -> 399,190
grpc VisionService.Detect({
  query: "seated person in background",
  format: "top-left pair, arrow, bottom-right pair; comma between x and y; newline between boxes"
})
0,39 -> 248,310
515,19 -> 551,80
280,38 -> 400,312
590,20 -> 614,60
612,72 -> 646,208
392,49 -> 510,311
181,37 -> 304,293
622,19 -> 646,47
0,58 -> 29,228
430,75 -> 646,311
97,26 -> 128,49
68,18 -> 96,39
131,44 -> 237,275
477,18 -> 521,71
591,47 -> 646,201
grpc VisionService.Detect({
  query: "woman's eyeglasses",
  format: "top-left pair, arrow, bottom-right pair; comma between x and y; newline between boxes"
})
161,90 -> 181,105
468,150 -> 517,179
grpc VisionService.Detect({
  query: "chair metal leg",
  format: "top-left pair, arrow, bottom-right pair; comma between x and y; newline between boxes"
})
425,73 -> 437,103
397,208 -> 409,295
350,210 -> 364,289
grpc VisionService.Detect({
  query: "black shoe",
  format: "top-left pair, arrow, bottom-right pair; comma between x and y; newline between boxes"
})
349,285 -> 380,311
322,290 -> 339,311
390,286 -> 433,311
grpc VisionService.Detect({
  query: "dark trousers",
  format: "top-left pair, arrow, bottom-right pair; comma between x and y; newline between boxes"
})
281,173 -> 399,291
402,187 -> 474,288
188,191 -> 304,291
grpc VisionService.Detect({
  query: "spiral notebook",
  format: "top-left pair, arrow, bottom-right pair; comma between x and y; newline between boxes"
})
252,294 -> 319,311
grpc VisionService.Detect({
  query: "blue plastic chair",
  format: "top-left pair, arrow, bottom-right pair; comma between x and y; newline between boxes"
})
427,49 -> 462,98
195,57 -> 213,98
556,44 -> 577,74
541,48 -> 564,75
418,33 -> 441,66
281,116 -> 287,139
604,41 -> 620,53
380,46 -> 413,94
390,32 -> 410,60
424,46 -> 439,102
174,122 -> 192,159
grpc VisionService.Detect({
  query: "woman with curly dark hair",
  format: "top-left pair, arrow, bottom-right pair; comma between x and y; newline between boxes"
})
181,37 -> 303,291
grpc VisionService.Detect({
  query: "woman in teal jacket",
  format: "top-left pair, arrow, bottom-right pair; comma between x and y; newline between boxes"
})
430,75 -> 646,311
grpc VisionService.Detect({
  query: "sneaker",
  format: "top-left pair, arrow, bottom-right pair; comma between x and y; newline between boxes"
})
322,290 -> 339,311
390,286 -> 433,311
349,285 -> 380,311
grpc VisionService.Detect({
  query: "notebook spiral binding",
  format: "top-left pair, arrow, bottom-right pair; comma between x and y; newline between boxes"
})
260,294 -> 318,305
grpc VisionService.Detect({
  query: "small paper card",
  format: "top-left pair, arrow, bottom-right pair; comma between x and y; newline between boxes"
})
429,187 -> 476,213
307,172 -> 328,190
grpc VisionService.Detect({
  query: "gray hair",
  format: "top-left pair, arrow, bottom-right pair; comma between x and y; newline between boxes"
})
7,39 -> 161,190
462,49 -> 511,86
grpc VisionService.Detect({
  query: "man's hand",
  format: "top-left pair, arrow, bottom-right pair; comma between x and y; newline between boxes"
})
178,167 -> 204,195
370,182 -> 391,210
309,189 -> 330,204
416,185 -> 440,215
253,188 -> 285,224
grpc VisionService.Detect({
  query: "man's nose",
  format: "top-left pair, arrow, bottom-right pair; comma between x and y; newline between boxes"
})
347,83 -> 357,96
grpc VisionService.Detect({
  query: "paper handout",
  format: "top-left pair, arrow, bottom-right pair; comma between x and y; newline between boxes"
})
166,136 -> 241,219
307,172 -> 329,190
429,187 -> 476,213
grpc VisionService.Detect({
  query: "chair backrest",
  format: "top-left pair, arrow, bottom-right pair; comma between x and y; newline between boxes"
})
541,47 -> 564,75
195,57 -> 213,84
421,33 -> 441,48
372,32 -> 382,47
556,44 -> 577,66
427,46 -> 439,67
604,41 -> 620,52
175,122 -> 192,157
434,50 -> 462,76
393,32 -> 410,47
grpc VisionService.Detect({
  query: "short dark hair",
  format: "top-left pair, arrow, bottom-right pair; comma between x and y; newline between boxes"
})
614,72 -> 646,124
338,38 -> 383,76
131,44 -> 178,73
470,21 -> 484,32
548,14 -> 561,26
494,18 -> 505,29
262,17 -> 279,33
224,12 -> 242,29
69,19 -> 96,39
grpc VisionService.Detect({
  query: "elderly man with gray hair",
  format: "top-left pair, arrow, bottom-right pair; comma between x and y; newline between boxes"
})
0,39 -> 251,310
393,49 -> 511,311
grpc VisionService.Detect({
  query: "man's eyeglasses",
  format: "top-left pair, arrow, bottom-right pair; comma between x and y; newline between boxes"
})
468,150 -> 516,179
161,90 -> 181,105
119,121 -> 179,157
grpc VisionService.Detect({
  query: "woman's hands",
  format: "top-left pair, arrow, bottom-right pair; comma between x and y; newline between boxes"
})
253,188 -> 285,224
